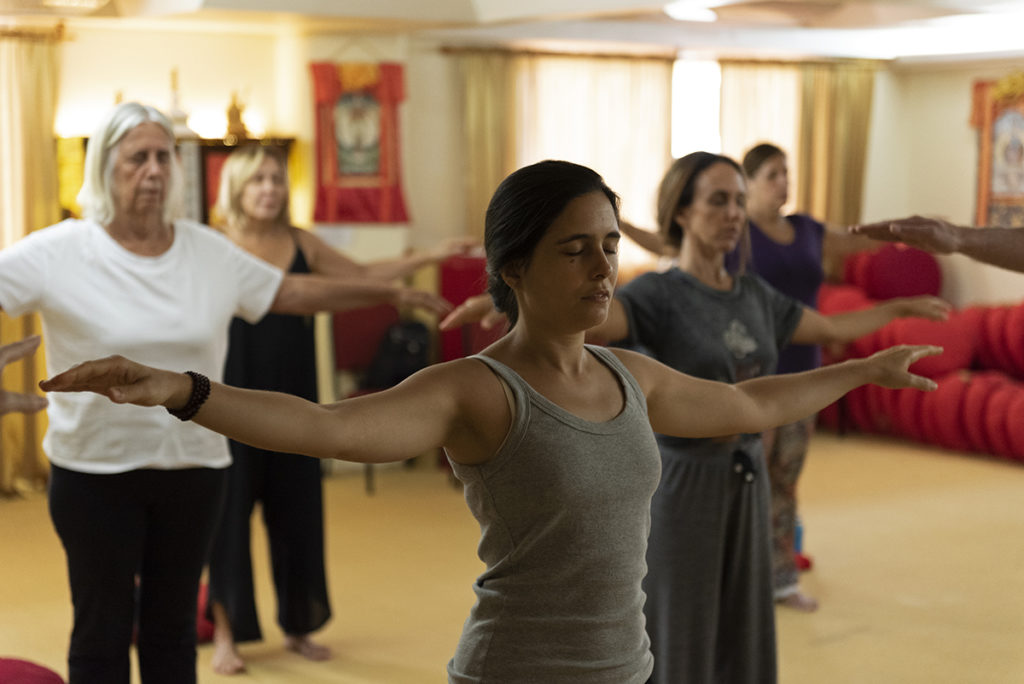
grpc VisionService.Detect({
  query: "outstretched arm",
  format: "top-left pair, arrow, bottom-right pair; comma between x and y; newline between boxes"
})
0,336 -> 48,415
617,344 -> 941,439
851,216 -> 1024,274
299,229 -> 481,282
439,293 -> 507,332
619,220 -> 676,257
271,274 -> 452,317
40,355 -> 502,465
439,293 -> 633,346
790,296 -> 951,347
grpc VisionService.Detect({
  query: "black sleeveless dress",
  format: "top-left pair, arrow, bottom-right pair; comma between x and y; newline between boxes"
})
206,243 -> 331,641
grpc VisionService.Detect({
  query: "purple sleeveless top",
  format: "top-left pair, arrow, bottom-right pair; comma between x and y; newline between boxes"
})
747,214 -> 825,374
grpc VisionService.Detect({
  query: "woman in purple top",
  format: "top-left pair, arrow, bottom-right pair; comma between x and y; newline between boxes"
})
742,142 -> 865,611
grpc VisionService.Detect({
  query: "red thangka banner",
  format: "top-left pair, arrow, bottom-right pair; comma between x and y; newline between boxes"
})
310,61 -> 408,223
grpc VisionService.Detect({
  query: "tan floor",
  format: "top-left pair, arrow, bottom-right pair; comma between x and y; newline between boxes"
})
2,431 -> 1023,683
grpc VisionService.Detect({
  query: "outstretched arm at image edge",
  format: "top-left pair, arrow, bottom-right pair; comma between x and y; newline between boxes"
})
620,344 -> 942,439
0,335 -> 49,415
851,216 -> 1024,274
40,356 -> 465,464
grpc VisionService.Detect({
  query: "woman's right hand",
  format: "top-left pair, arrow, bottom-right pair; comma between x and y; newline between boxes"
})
40,355 -> 192,409
859,344 -> 943,391
0,336 -> 48,415
395,288 -> 454,317
439,294 -> 507,331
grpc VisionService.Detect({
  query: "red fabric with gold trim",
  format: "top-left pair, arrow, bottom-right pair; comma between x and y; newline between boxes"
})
311,61 -> 409,223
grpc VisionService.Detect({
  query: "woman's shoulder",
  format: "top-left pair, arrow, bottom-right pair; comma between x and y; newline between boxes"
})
14,218 -> 91,251
175,220 -> 253,255
787,213 -> 826,233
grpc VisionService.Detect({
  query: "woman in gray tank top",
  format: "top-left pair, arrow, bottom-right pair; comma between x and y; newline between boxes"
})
42,160 -> 942,684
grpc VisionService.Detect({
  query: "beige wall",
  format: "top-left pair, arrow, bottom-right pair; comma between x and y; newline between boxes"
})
863,58 -> 1024,307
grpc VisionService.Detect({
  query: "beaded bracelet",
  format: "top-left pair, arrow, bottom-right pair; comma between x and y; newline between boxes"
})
166,371 -> 211,422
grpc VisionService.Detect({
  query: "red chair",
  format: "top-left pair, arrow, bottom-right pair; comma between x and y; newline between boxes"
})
332,304 -> 401,494
439,255 -> 507,360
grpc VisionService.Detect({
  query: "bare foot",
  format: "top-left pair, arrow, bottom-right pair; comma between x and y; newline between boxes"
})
777,591 -> 819,612
211,636 -> 246,675
210,601 -> 246,675
285,634 -> 332,661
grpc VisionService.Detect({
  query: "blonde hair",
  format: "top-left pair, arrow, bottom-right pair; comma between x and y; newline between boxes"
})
214,145 -> 290,227
76,102 -> 183,226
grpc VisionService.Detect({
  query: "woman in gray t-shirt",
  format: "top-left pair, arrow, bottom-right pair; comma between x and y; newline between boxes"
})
42,160 -> 942,684
594,152 -> 948,684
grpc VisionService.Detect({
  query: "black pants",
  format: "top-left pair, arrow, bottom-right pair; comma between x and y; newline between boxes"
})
207,443 -> 330,643
49,464 -> 226,684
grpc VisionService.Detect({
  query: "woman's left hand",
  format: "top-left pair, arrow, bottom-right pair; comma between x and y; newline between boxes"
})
40,355 -> 190,408
860,344 -> 944,391
891,295 -> 952,321
429,237 -> 483,262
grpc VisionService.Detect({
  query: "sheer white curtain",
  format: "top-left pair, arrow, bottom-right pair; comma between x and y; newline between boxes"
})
512,53 -> 674,278
719,60 -> 802,213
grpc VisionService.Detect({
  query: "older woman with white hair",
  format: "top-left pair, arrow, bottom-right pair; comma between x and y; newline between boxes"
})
0,101 -> 449,684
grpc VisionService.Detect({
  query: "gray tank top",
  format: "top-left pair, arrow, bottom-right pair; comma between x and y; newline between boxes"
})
446,345 -> 660,683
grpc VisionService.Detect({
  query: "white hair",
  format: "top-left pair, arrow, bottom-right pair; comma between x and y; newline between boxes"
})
76,102 -> 184,226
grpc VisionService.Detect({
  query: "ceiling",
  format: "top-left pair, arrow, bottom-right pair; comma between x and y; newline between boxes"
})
5,0 -> 1024,61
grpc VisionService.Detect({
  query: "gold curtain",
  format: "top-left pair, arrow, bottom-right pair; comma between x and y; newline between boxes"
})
795,61 -> 878,226
454,50 -> 520,239
0,27 -> 61,495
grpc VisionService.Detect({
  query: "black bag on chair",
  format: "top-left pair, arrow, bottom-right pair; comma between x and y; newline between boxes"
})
361,319 -> 431,391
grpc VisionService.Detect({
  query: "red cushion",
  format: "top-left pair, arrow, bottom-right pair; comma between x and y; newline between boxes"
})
981,306 -> 1016,374
1004,390 -> 1024,462
983,383 -> 1018,459
922,371 -> 972,452
196,582 -> 214,644
848,329 -> 883,360
845,386 -> 874,433
817,283 -> 874,316
842,250 -> 874,290
875,386 -> 902,435
1004,304 -> 1024,377
863,244 -> 942,300
962,371 -> 1011,453
894,386 -> 927,441
817,400 -> 840,431
970,306 -> 1001,370
887,314 -> 976,379
0,659 -> 64,684
439,255 -> 488,362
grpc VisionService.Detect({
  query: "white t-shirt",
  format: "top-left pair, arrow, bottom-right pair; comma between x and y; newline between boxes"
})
0,218 -> 284,473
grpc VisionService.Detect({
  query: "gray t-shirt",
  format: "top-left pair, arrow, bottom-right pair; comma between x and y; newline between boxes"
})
616,267 -> 804,452
446,345 -> 660,683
